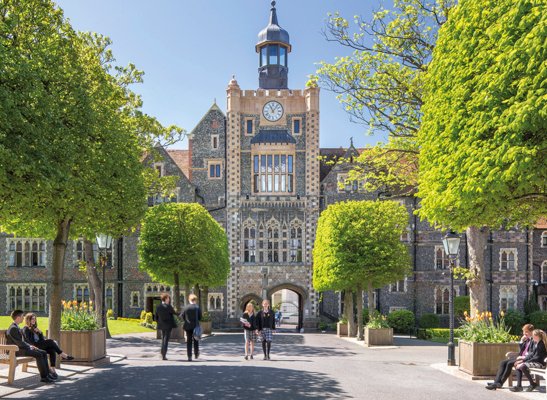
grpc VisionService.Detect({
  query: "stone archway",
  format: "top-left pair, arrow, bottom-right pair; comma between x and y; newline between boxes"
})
267,283 -> 307,331
239,293 -> 263,313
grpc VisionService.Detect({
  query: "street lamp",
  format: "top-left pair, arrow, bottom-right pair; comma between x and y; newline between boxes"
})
442,231 -> 461,367
96,234 -> 113,335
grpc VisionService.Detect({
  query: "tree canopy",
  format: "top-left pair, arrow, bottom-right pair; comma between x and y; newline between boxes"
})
313,200 -> 411,292
417,0 -> 547,230
138,203 -> 230,310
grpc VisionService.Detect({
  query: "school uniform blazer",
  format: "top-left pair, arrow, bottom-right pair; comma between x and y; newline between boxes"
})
181,304 -> 202,331
155,303 -> 177,331
22,326 -> 45,345
519,337 -> 531,355
6,323 -> 31,350
242,312 -> 257,331
524,340 -> 547,366
256,309 -> 276,331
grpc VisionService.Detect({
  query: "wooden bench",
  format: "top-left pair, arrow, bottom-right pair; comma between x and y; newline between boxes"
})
0,329 -> 36,385
506,351 -> 547,391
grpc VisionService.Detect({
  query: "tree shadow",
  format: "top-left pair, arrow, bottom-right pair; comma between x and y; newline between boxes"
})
19,364 -> 350,399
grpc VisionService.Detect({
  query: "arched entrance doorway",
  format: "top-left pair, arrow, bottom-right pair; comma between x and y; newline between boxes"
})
240,293 -> 263,313
267,284 -> 306,331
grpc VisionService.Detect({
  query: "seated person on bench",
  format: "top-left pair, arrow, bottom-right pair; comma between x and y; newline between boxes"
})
5,309 -> 56,384
510,329 -> 547,392
486,323 -> 534,390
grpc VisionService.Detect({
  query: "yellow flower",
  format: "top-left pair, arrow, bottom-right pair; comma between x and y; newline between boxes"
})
500,310 -> 505,317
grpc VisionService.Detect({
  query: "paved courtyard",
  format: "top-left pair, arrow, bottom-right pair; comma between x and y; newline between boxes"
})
1,332 -> 544,399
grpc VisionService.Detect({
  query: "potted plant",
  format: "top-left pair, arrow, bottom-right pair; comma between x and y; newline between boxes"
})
337,317 -> 348,337
201,312 -> 212,335
364,312 -> 393,347
458,311 -> 518,377
58,300 -> 106,364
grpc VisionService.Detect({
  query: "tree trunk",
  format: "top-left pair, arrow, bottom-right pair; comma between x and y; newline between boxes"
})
48,218 -> 72,342
345,290 -> 356,337
184,283 -> 190,307
172,272 -> 181,313
202,286 -> 209,313
195,283 -> 200,306
367,281 -> 375,312
84,239 -> 111,338
466,226 -> 489,317
356,285 -> 364,341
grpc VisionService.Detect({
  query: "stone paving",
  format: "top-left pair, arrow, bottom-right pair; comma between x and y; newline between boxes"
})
0,332 -> 544,399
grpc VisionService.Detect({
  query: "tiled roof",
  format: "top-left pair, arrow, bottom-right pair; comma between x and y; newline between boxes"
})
166,150 -> 190,179
251,129 -> 296,145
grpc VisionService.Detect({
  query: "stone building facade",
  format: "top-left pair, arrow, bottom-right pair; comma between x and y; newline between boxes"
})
1,3 -> 546,328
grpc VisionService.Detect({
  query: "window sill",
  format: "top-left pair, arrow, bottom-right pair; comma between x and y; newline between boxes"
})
7,265 -> 46,268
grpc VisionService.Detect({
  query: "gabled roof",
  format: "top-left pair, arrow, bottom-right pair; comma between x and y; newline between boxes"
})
166,150 -> 190,179
251,129 -> 296,145
319,146 -> 365,181
189,101 -> 225,137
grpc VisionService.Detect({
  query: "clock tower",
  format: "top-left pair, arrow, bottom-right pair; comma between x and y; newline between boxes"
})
225,1 -> 320,329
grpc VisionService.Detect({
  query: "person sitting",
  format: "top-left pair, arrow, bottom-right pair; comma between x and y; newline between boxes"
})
5,310 -> 56,383
510,329 -> 547,392
22,313 -> 74,379
486,323 -> 534,390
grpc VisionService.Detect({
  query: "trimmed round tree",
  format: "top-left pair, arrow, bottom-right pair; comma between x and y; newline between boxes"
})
138,203 -> 230,312
313,200 -> 411,339
418,0 -> 547,315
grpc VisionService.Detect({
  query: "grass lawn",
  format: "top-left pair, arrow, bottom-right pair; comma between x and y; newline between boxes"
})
0,316 -> 154,336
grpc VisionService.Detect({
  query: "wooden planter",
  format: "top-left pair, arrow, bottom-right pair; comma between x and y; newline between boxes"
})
201,321 -> 212,335
59,328 -> 106,363
337,322 -> 348,337
364,327 -> 393,347
458,340 -> 519,377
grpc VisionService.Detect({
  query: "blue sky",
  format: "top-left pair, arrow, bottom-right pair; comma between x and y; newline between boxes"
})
54,0 -> 388,150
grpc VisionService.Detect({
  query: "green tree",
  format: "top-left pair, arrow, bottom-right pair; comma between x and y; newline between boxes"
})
0,0 -> 182,341
313,200 -> 411,339
418,0 -> 547,315
138,203 -> 230,312
310,0 -> 455,195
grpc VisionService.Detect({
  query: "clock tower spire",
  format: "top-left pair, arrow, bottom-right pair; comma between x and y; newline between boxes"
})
256,1 -> 291,89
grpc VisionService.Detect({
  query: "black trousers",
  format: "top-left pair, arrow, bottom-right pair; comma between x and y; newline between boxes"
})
16,348 -> 50,378
35,339 -> 63,367
494,358 -> 515,385
515,365 -> 535,386
184,329 -> 199,360
161,329 -> 172,357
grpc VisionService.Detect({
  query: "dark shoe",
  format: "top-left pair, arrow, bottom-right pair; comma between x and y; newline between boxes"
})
47,373 -> 58,380
510,386 -> 523,392
485,382 -> 501,390
162,357 -> 167,360
244,355 -> 248,360
263,356 -> 267,360
187,358 -> 192,362
195,352 -> 199,359
250,355 -> 253,360
63,355 -> 75,361
50,372 -> 59,379
40,377 -> 55,384
267,355 -> 271,360
525,384 -> 539,392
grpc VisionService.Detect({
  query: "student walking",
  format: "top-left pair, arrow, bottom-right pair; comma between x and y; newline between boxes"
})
256,299 -> 276,360
241,303 -> 257,360
181,294 -> 202,361
154,293 -> 177,360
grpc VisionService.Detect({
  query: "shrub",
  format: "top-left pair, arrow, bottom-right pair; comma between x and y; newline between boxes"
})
503,310 -> 526,334
362,308 -> 370,324
366,312 -> 390,329
60,300 -> 99,331
106,309 -> 114,320
338,316 -> 348,324
454,296 -> 470,319
419,313 -> 440,328
528,311 -> 547,330
144,312 -> 154,325
201,311 -> 212,322
318,322 -> 327,331
386,310 -> 415,333
459,311 -> 513,343
417,328 -> 463,340
139,310 -> 147,321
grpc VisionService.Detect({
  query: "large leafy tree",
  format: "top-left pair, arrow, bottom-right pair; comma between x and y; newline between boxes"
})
418,0 -> 547,315
313,200 -> 411,339
0,0 -> 182,341
310,0 -> 455,195
138,203 -> 230,312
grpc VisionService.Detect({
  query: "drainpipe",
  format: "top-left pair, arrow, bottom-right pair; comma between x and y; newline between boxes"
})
117,237 -> 123,317
489,231 -> 493,312
412,197 -> 418,318
464,231 -> 469,295
525,227 -> 530,302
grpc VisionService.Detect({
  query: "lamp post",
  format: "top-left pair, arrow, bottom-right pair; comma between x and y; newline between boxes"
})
96,234 -> 113,336
443,231 -> 461,366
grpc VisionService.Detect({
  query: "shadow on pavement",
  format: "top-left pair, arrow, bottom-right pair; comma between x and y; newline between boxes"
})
19,364 -> 350,400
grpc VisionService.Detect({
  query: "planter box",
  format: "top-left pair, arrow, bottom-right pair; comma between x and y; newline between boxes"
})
59,328 -> 106,363
458,340 -> 519,377
337,323 -> 348,337
364,327 -> 393,347
201,321 -> 212,335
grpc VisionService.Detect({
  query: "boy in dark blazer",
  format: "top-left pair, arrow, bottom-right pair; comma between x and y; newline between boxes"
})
181,294 -> 202,361
154,293 -> 177,360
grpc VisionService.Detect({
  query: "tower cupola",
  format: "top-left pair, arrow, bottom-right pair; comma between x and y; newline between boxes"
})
256,1 -> 291,89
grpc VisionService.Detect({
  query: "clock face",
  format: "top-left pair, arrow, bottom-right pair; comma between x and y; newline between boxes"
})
263,101 -> 284,122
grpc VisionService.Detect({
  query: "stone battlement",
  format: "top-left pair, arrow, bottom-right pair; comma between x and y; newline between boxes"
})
241,89 -> 305,98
